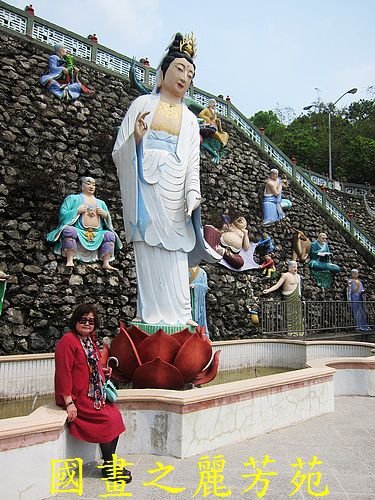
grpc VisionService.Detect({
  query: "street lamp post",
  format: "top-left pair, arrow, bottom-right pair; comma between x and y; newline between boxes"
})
304,87 -> 357,180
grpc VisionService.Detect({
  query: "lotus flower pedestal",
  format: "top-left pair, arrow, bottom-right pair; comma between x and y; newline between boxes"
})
108,322 -> 220,390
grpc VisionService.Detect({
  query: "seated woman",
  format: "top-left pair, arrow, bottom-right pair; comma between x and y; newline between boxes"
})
54,303 -> 131,482
40,43 -> 94,101
198,98 -> 229,146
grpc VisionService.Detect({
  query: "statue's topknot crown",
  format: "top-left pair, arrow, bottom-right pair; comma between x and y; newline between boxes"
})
179,32 -> 197,60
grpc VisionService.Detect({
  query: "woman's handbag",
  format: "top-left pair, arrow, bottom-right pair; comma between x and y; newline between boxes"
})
104,379 -> 118,403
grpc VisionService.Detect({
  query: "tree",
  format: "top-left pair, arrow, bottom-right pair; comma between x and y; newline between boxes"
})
249,110 -> 285,143
249,99 -> 375,184
344,99 -> 375,139
340,136 -> 375,184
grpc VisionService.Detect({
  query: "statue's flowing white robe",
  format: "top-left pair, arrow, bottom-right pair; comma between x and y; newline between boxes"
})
113,94 -> 201,325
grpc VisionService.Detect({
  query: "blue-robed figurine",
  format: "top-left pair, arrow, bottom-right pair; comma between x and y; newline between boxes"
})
47,177 -> 122,269
262,168 -> 292,226
347,269 -> 370,331
189,266 -> 209,337
40,43 -> 94,101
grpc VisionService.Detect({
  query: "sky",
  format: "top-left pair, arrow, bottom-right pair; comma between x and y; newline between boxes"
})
5,0 -> 375,121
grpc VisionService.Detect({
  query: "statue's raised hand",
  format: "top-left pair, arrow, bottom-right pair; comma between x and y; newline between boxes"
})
134,111 -> 150,145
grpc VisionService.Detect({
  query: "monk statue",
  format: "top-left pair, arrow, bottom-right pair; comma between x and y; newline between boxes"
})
291,228 -> 311,263
46,177 -> 122,269
308,232 -> 340,288
198,99 -> 229,147
40,43 -> 94,101
263,260 -> 304,336
262,168 -> 292,226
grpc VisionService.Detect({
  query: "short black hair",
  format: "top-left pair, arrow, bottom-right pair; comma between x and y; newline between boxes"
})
69,303 -> 99,333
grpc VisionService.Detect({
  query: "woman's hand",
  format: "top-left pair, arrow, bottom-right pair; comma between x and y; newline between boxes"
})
102,366 -> 112,379
134,111 -> 150,145
66,402 -> 77,422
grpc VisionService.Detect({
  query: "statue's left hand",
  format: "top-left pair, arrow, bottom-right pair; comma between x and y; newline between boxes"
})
185,191 -> 201,219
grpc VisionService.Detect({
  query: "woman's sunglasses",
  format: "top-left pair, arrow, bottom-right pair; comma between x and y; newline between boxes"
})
78,317 -> 95,325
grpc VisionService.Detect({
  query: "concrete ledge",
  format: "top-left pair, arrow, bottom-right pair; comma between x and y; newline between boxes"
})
307,355 -> 375,396
1,340 -> 373,399
6,354 -> 375,499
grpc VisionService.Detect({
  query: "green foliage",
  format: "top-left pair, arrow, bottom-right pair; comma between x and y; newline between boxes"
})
340,136 -> 375,184
251,99 -> 375,183
249,110 -> 285,143
344,99 -> 375,139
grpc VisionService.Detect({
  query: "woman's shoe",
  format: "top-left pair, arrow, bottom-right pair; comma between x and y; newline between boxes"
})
101,461 -> 132,483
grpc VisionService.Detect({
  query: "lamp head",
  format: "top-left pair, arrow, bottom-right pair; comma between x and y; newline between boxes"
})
348,88 -> 357,94
303,105 -> 313,111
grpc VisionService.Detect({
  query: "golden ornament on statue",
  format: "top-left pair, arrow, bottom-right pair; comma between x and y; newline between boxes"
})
180,32 -> 197,59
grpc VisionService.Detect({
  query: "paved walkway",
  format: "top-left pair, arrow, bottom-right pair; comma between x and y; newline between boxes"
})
47,396 -> 375,500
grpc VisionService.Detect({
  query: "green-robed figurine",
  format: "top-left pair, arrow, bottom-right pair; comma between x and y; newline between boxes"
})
47,177 -> 122,269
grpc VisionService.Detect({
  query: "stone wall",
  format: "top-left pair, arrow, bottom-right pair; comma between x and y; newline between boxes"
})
328,191 -> 375,240
0,30 -> 374,354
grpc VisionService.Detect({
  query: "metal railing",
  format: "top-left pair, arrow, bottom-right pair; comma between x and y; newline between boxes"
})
304,170 -> 371,197
261,300 -> 375,339
0,0 -> 374,259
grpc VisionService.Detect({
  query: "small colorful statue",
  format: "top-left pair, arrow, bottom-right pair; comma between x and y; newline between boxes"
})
40,43 -> 94,101
0,270 -> 10,316
263,260 -> 303,336
291,228 -> 311,263
204,215 -> 260,271
189,266 -> 209,337
249,307 -> 260,325
198,99 -> 229,147
260,254 -> 276,278
308,232 -> 340,288
46,177 -> 122,269
256,232 -> 275,258
347,269 -> 370,331
198,98 -> 229,164
262,169 -> 292,226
